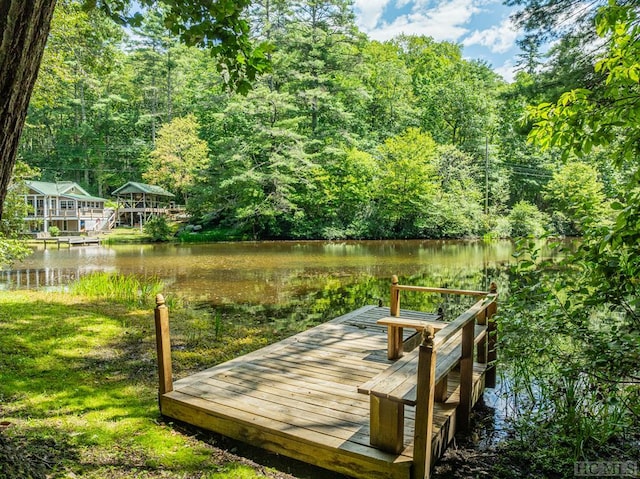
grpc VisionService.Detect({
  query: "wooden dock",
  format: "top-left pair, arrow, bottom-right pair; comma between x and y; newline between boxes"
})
154,280 -> 497,479
41,236 -> 101,249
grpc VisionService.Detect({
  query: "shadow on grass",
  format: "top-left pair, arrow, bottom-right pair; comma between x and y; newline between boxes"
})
166,418 -> 350,479
0,292 -> 350,479
0,426 -> 79,479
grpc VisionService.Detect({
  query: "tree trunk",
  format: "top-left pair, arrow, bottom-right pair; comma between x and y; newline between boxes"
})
0,0 -> 57,220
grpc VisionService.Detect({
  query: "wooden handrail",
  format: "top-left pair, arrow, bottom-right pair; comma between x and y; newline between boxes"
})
390,274 -> 497,318
433,294 -> 497,349
386,276 -> 498,479
393,284 -> 490,297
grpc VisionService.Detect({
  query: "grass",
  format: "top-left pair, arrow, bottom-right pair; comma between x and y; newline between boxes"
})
69,272 -> 164,306
100,227 -> 154,244
176,228 -> 249,243
0,289 -> 296,479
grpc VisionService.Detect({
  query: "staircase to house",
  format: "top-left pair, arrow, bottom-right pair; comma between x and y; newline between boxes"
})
97,208 -> 116,232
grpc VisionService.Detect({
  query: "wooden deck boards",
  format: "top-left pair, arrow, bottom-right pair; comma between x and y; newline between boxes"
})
160,305 -> 487,479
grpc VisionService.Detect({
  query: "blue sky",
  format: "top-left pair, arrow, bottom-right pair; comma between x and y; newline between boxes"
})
352,0 -> 522,81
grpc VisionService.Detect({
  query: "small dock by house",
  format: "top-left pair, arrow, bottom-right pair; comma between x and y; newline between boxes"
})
153,278 -> 498,479
39,235 -> 102,249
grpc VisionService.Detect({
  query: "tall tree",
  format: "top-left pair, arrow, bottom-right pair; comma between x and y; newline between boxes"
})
128,8 -> 179,144
370,127 -> 439,238
281,0 -> 364,139
144,114 -> 209,205
19,2 -> 127,195
191,85 -> 312,239
360,41 -> 416,140
0,1 -> 57,221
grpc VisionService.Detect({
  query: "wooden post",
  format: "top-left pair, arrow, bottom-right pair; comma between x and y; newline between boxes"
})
485,282 -> 498,388
456,320 -> 475,431
387,325 -> 404,360
390,275 -> 400,317
412,326 -> 437,479
476,296 -> 488,365
154,294 -> 173,396
434,375 -> 448,403
369,395 -> 404,454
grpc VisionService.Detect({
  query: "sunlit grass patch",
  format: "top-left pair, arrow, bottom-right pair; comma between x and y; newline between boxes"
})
0,290 -> 273,479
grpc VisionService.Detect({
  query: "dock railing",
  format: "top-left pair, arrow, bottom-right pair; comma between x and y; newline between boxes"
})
389,274 -> 498,387
361,276 -> 498,479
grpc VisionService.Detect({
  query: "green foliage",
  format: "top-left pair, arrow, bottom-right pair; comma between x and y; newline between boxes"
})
370,128 -> 439,238
500,0 -> 640,471
0,235 -> 31,269
2,161 -> 38,235
416,60 -> 501,155
89,0 -> 272,94
0,161 -> 36,268
142,216 -> 173,241
543,162 -> 608,235
177,228 -> 248,243
48,226 -> 60,237
508,200 -> 548,237
499,233 -> 640,469
526,3 -> 640,163
22,0 -> 632,243
144,114 -> 209,205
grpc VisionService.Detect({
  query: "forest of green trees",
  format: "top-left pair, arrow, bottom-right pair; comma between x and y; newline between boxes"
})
13,0 -> 623,241
1,1 -> 639,475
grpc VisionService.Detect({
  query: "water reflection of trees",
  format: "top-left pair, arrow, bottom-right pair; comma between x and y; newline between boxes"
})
253,265 -> 510,334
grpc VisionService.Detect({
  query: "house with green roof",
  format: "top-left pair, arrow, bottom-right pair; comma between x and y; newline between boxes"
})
111,181 -> 175,227
23,181 -> 113,234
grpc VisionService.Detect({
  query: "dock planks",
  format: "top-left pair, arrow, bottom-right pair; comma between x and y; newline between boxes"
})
41,236 -> 101,249
159,305 -> 487,479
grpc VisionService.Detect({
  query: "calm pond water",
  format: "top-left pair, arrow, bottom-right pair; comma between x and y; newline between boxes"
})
2,240 -> 514,305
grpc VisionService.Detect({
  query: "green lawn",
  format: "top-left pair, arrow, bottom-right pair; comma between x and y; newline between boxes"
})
0,290 -> 290,479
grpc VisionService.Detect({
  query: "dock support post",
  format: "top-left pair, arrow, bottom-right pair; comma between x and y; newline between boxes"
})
390,275 -> 400,317
457,320 -> 475,432
412,327 -> 436,479
154,294 -> 173,397
388,275 -> 403,359
370,395 -> 404,454
485,283 -> 498,388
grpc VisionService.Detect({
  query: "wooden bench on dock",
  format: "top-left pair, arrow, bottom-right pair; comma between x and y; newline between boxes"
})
358,277 -> 497,479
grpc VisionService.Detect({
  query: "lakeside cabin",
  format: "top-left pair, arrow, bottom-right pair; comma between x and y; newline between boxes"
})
23,180 -> 113,235
112,181 -> 175,228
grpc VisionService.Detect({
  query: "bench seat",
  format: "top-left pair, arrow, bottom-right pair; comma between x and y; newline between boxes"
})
358,324 -> 487,406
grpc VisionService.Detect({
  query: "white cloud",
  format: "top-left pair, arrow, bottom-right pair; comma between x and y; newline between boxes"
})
354,0 -> 392,31
494,59 -> 517,83
462,17 -> 519,54
361,0 -> 481,42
